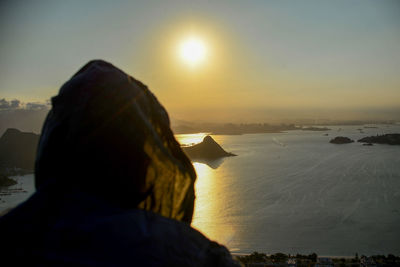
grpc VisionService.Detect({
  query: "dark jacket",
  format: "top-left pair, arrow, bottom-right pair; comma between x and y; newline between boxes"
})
0,60 -> 239,266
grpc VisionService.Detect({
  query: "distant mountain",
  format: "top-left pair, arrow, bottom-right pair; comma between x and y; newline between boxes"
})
0,128 -> 40,171
182,136 -> 236,159
358,134 -> 400,145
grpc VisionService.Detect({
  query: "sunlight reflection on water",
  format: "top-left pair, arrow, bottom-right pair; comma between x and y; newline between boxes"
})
175,134 -> 237,249
191,162 -> 237,249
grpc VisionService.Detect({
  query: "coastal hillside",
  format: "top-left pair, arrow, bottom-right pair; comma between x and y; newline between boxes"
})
0,128 -> 39,171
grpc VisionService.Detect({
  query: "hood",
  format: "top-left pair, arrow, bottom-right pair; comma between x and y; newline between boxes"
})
35,60 -> 196,223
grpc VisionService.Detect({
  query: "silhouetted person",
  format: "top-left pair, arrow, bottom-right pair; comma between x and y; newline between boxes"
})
0,60 -> 239,266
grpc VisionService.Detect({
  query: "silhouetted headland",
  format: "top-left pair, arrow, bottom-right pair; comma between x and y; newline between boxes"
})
183,136 -> 236,159
358,134 -> 400,145
329,136 -> 354,144
0,128 -> 39,174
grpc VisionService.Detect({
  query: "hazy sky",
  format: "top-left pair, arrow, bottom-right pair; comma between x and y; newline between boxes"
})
1,0 -> 399,122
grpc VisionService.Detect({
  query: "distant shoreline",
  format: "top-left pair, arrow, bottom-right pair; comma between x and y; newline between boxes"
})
173,121 -> 396,135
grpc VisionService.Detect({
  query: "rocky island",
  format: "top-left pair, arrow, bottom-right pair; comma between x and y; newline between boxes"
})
182,136 -> 236,159
358,134 -> 400,145
329,136 -> 354,144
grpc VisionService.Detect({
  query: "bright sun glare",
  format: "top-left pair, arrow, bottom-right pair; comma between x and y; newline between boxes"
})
179,37 -> 207,66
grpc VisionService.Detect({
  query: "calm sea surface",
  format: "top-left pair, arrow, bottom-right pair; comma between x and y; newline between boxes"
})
178,125 -> 400,256
1,125 -> 399,256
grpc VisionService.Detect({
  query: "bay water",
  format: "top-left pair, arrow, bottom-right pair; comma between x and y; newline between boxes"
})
178,125 -> 400,256
1,124 -> 399,256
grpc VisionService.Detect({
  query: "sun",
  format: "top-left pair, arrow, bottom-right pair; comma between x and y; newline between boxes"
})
179,37 -> 207,66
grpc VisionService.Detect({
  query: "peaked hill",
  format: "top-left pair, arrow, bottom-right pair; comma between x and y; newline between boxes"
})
182,136 -> 236,159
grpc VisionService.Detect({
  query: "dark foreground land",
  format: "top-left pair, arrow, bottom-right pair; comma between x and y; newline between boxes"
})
236,252 -> 400,267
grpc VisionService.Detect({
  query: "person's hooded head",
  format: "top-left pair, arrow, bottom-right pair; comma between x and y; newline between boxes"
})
35,60 -> 196,223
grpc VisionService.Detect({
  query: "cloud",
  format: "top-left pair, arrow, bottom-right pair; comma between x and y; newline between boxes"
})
25,102 -> 48,110
0,98 -> 21,109
0,98 -> 49,111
